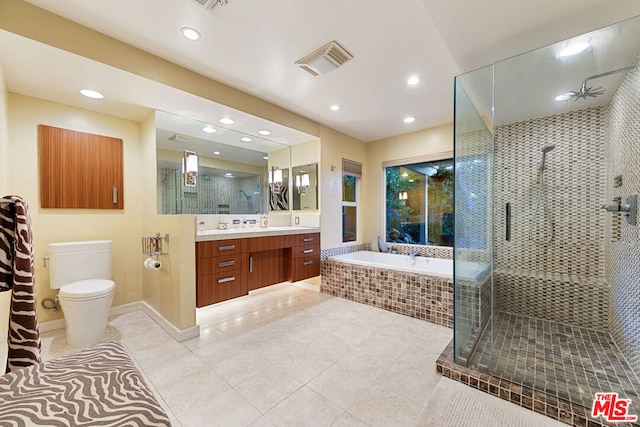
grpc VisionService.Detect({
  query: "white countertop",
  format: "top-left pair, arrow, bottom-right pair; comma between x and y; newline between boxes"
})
196,226 -> 320,242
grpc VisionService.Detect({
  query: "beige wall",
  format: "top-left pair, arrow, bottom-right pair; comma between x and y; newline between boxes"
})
363,124 -> 453,244
319,126 -> 367,249
142,113 -> 197,330
292,139 -> 321,213
6,94 -> 146,323
0,64 -> 9,369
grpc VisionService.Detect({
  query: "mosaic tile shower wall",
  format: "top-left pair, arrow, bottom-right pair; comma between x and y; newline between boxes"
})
158,167 -> 265,214
605,64 -> 640,376
493,107 -> 608,326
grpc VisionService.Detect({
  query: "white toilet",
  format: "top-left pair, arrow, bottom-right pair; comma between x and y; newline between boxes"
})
48,240 -> 116,348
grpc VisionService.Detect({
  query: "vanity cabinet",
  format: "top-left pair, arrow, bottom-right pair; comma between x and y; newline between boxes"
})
291,233 -> 320,282
196,239 -> 249,307
196,232 -> 320,307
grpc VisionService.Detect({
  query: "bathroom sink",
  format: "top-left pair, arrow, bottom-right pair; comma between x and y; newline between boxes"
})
195,226 -> 319,241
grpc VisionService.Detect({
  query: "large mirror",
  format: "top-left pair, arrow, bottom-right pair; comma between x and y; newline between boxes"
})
156,110 -> 292,215
292,163 -> 318,211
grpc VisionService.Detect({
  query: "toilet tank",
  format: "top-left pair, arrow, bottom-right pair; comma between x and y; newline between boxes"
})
49,240 -> 112,290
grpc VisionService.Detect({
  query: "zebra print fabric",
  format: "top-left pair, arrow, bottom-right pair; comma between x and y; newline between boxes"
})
0,341 -> 171,426
0,195 -> 42,373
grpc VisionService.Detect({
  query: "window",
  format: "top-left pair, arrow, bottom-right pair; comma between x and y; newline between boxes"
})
385,158 -> 453,246
342,159 -> 361,243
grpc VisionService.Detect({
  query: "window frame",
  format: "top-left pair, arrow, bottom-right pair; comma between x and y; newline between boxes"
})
382,152 -> 454,247
342,159 -> 362,244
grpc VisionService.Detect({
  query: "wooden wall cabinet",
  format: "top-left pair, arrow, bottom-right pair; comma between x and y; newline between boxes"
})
196,233 -> 320,307
38,124 -> 124,209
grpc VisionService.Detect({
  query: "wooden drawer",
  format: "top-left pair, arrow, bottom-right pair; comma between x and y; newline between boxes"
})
197,253 -> 247,275
291,255 -> 320,282
292,233 -> 320,246
292,243 -> 320,259
196,269 -> 247,307
197,239 -> 247,258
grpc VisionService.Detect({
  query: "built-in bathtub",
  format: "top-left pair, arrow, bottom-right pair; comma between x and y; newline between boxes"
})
321,251 -> 455,327
328,250 -> 453,278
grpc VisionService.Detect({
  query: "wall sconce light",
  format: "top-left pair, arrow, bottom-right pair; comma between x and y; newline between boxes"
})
398,191 -> 408,200
182,150 -> 198,187
269,166 -> 283,194
296,172 -> 310,195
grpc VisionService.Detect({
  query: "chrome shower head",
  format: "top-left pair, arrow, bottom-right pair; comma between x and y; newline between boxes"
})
542,145 -> 556,154
559,63 -> 637,102
540,145 -> 555,170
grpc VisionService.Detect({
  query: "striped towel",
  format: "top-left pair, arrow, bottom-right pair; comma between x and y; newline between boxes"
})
0,195 -> 42,372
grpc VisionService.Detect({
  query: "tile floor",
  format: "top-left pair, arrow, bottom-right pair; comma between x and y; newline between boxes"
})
40,282 -> 566,427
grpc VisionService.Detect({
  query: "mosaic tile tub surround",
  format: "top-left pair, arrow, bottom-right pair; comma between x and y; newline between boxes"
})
320,248 -> 453,327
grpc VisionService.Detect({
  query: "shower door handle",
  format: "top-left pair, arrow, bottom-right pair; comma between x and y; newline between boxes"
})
505,203 -> 511,241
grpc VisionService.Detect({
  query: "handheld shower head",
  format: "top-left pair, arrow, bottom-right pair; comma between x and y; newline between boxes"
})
540,145 -> 555,170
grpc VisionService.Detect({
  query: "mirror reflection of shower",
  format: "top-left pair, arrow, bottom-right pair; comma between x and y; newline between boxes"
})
530,144 -> 555,245
239,189 -> 259,214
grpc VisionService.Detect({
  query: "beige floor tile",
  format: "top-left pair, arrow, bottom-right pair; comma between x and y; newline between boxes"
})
158,370 -> 232,417
210,348 -> 275,386
349,383 -> 424,427
143,352 -> 212,390
272,344 -> 336,384
331,412 -> 369,427
265,386 -> 345,427
307,363 -> 373,409
375,341 -> 443,404
192,336 -> 252,366
130,339 -> 190,370
182,324 -> 227,351
174,389 -> 261,427
235,366 -> 303,413
248,416 -> 276,427
120,328 -> 175,353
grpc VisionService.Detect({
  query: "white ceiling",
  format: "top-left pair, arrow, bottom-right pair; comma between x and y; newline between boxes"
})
4,0 -> 640,142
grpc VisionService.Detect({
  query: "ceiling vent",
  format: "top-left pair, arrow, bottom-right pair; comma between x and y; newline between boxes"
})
295,41 -> 353,76
191,0 -> 229,11
169,134 -> 191,143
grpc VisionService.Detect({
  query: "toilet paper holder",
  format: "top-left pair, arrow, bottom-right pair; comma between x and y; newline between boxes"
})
142,233 -> 169,256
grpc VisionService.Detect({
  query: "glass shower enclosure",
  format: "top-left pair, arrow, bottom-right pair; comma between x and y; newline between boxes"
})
454,15 -> 640,413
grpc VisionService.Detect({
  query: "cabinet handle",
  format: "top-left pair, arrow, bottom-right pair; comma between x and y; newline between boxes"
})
302,249 -> 314,254
218,276 -> 235,283
112,187 -> 118,204
302,237 -> 314,242
302,260 -> 314,266
218,260 -> 235,267
218,245 -> 236,251
249,256 -> 253,273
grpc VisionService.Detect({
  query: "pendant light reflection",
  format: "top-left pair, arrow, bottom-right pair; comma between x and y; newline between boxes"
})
398,191 -> 408,203
269,166 -> 283,194
182,150 -> 198,186
296,171 -> 310,195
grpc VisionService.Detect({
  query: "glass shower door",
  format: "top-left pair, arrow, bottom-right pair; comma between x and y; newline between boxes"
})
453,66 -> 494,367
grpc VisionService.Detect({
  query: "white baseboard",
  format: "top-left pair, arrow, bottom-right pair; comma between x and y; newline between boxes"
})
141,301 -> 200,342
39,301 -> 200,343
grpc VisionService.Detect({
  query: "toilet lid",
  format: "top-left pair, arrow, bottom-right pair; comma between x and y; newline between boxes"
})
59,279 -> 115,300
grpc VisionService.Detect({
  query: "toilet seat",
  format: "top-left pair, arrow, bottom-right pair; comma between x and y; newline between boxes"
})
59,279 -> 115,301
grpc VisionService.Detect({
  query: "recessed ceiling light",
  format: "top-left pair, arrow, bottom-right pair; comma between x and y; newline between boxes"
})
403,116 -> 415,123
407,76 -> 420,86
224,172 -> 233,177
258,130 -> 271,136
213,151 -> 221,155
555,93 -> 572,101
181,27 -> 201,41
241,137 -> 252,142
402,173 -> 409,177
330,105 -> 340,111
80,89 -> 104,99
558,41 -> 590,57
218,117 -> 234,125
202,126 -> 216,133
263,156 -> 269,160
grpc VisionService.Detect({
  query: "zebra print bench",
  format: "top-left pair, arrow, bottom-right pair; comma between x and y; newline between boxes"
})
0,341 -> 171,426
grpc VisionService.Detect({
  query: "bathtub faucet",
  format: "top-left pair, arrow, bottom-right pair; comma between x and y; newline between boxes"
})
408,252 -> 418,265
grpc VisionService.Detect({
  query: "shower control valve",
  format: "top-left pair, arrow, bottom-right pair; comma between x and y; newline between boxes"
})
601,195 -> 637,226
